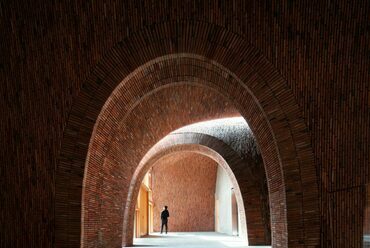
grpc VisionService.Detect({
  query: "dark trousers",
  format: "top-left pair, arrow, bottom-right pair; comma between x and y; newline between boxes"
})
160,219 -> 168,234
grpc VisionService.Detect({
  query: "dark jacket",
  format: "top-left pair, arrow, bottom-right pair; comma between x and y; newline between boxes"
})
161,209 -> 169,220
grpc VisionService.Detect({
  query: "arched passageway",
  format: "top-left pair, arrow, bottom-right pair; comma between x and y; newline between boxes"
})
126,131 -> 269,245
129,134 -> 247,243
56,23 -> 319,248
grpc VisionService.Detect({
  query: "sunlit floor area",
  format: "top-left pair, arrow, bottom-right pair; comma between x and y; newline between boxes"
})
131,232 -> 271,248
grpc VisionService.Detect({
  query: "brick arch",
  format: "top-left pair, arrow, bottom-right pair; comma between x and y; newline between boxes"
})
56,22 -> 319,248
80,83 -> 239,248
124,132 -> 270,245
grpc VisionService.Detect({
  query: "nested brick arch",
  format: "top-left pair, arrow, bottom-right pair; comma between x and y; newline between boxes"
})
124,131 -> 270,245
81,83 -> 238,248
57,22 -> 319,248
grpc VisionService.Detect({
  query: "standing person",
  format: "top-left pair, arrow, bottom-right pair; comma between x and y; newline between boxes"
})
160,206 -> 170,234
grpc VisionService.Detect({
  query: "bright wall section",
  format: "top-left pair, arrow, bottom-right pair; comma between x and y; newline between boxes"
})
215,165 -> 243,238
151,152 -> 217,232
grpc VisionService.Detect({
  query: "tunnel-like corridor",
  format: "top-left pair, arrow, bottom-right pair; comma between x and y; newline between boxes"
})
68,50 -> 320,247
2,2 -> 370,248
130,117 -> 270,246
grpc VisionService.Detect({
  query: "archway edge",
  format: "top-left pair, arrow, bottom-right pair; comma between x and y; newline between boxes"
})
56,21 -> 319,248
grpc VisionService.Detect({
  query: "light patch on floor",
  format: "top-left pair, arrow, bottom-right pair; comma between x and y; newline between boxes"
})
130,232 -> 271,248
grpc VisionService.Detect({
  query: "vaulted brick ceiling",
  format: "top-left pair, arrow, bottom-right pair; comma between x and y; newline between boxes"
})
1,1 -> 369,248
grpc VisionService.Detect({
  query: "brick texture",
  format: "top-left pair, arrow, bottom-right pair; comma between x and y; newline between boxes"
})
81,85 -> 237,248
151,152 -> 217,232
77,52 -> 317,247
1,1 -> 369,248
124,132 -> 270,245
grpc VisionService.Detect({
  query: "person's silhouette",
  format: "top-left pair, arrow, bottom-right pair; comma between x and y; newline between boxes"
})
160,206 -> 170,234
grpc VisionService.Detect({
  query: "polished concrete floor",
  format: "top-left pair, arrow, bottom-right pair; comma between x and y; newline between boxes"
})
131,232 -> 271,248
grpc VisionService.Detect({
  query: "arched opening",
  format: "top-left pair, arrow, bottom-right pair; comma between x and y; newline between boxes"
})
127,138 -> 251,243
133,150 -> 248,246
56,22 -> 319,248
124,118 -> 271,246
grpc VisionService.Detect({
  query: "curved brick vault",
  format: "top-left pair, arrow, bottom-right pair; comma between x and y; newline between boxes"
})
81,83 -> 239,248
56,23 -> 319,248
124,131 -> 270,245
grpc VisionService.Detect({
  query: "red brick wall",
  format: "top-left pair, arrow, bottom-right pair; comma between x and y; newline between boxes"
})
81,84 -> 237,247
1,1 -> 369,248
151,152 -> 217,232
78,52 -> 309,247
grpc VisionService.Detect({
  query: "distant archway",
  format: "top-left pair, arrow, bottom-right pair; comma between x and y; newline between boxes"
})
124,132 -> 271,245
